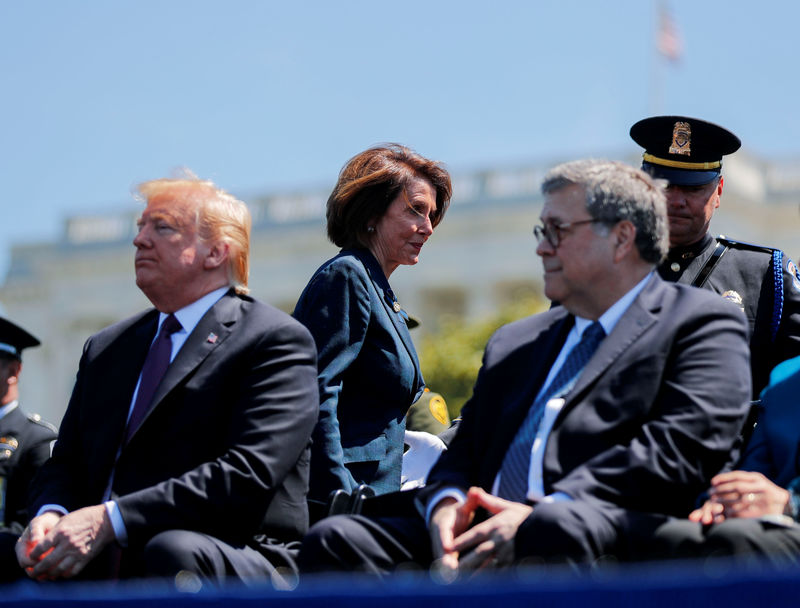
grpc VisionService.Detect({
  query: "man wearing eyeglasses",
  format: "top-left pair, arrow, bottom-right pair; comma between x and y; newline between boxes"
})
299,159 -> 751,573
630,115 -> 800,398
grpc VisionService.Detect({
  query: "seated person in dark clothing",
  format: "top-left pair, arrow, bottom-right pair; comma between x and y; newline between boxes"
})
15,172 -> 318,585
0,318 -> 57,583
646,355 -> 800,564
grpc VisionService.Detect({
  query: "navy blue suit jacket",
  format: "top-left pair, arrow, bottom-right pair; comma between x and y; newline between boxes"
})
740,355 -> 800,487
423,274 -> 752,517
294,248 -> 424,501
30,290 -> 319,548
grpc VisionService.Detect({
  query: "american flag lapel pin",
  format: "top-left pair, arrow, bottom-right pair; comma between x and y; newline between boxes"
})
206,332 -> 218,344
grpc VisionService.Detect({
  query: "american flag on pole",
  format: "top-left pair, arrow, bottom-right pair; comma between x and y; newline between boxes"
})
657,3 -> 683,62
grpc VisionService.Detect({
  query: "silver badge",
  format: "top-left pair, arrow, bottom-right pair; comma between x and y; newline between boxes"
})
721,290 -> 744,311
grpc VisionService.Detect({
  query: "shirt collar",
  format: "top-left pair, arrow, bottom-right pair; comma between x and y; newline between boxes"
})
158,286 -> 229,337
0,399 -> 19,422
573,271 -> 653,337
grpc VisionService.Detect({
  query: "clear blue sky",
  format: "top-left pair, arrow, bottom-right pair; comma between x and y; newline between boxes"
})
2,0 -> 799,280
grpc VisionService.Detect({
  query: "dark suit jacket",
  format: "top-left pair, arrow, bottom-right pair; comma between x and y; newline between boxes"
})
294,248 -> 424,501
422,274 -> 752,517
0,406 -> 56,534
29,290 -> 319,550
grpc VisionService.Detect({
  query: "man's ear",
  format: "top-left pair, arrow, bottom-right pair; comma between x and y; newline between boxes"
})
612,220 -> 636,263
714,176 -> 724,209
204,242 -> 230,270
4,360 -> 21,384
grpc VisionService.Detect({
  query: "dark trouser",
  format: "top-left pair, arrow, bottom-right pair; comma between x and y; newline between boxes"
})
649,517 -> 800,565
138,530 -> 300,586
67,529 -> 299,586
299,515 -> 432,575
299,501 -> 669,575
0,529 -> 26,583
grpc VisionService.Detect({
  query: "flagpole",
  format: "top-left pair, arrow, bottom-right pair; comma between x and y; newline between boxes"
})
649,0 -> 662,115
651,0 -> 683,115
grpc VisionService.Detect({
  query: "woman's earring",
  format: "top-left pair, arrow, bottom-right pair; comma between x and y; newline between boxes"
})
367,226 -> 375,233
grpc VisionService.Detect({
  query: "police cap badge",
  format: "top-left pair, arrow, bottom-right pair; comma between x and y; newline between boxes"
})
630,115 -> 741,186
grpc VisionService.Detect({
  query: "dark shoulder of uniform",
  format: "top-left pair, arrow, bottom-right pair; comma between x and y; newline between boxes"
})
717,235 -> 782,256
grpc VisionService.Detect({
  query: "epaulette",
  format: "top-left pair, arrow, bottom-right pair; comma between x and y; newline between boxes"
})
26,413 -> 58,434
717,235 -> 781,256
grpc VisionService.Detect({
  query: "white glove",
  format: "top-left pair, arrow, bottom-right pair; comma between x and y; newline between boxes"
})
401,429 -> 447,490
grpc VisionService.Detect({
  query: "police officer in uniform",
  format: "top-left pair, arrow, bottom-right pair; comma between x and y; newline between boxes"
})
0,318 -> 57,582
403,315 -> 451,435
406,388 -> 450,435
630,116 -> 800,398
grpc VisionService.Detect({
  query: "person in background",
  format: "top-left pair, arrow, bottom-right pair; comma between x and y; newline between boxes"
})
0,318 -> 57,582
16,172 -> 318,585
293,144 -> 451,512
630,115 -> 800,398
406,388 -> 450,437
298,159 -> 751,575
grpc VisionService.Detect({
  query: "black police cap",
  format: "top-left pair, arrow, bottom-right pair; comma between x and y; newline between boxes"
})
630,115 -> 741,186
0,317 -> 40,360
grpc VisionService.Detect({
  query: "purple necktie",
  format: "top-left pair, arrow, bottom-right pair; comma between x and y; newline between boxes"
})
124,313 -> 182,443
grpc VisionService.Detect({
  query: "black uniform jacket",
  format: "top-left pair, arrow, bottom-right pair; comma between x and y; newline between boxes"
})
659,233 -> 800,397
0,406 -> 56,533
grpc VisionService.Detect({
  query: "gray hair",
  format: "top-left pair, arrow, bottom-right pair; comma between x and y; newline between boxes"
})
541,159 -> 669,264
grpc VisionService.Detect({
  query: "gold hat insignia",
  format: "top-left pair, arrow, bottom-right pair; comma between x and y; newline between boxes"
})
669,121 -> 692,156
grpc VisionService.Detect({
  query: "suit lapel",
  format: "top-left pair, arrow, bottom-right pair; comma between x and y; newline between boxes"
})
559,275 -> 662,416
378,287 -> 419,367
86,312 -> 158,478
484,311 -> 573,479
110,313 -> 158,431
126,292 -> 239,444
356,249 -> 422,388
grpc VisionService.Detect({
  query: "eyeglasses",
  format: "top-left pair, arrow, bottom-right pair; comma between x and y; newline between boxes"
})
532,219 -> 602,249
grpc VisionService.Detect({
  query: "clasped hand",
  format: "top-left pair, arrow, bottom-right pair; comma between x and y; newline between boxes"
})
689,470 -> 790,525
429,487 -> 533,574
16,505 -> 114,580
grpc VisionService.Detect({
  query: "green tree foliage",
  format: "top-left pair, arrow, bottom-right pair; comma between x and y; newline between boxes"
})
418,293 -> 549,420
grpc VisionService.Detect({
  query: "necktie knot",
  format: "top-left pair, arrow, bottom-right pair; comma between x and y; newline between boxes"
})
579,321 -> 605,351
584,320 -> 604,339
160,313 -> 182,337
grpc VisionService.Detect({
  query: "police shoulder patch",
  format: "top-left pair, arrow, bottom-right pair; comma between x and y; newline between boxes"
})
428,395 -> 449,426
787,259 -> 800,292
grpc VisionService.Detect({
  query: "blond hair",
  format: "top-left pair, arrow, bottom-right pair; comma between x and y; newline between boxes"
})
136,170 -> 251,294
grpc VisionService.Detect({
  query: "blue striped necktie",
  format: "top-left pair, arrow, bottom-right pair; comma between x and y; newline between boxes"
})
497,321 -> 605,502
